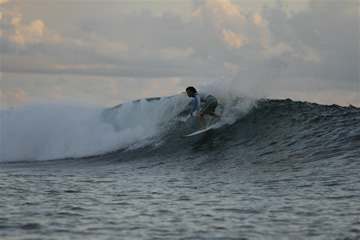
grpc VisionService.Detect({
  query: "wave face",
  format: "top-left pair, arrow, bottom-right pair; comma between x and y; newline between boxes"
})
1,95 -> 359,163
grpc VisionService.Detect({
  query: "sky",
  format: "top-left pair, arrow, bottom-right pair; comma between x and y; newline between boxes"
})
0,0 -> 359,108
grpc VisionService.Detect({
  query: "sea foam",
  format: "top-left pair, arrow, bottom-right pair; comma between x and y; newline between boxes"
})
0,96 -> 190,162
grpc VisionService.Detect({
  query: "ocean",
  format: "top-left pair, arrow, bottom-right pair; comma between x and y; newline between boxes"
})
1,93 -> 360,240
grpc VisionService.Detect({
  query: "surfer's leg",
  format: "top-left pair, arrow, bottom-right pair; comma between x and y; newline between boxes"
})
203,100 -> 219,119
198,114 -> 206,130
201,100 -> 217,115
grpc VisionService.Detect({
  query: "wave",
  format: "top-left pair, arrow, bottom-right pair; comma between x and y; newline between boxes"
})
0,92 -> 254,162
1,95 -> 359,163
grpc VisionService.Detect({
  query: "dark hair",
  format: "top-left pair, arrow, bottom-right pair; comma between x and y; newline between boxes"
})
186,86 -> 197,93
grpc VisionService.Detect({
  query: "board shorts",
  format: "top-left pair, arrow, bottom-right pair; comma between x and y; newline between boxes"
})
200,97 -> 218,115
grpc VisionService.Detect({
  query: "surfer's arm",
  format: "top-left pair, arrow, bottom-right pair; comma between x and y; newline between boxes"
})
190,94 -> 201,116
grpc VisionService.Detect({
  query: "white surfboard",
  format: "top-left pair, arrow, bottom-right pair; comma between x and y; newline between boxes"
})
181,125 -> 216,138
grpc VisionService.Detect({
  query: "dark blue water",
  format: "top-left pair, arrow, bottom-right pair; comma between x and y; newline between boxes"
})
1,98 -> 360,239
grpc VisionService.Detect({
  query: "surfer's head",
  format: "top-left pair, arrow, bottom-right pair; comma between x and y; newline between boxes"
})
186,86 -> 197,97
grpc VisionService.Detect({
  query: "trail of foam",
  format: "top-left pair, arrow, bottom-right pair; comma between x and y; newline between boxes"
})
0,95 -> 191,162
1,100 -> 114,161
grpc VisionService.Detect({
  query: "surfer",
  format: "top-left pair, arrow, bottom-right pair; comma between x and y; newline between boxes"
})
186,86 -> 220,130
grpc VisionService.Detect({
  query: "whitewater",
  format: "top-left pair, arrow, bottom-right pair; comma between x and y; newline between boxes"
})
1,88 -> 360,239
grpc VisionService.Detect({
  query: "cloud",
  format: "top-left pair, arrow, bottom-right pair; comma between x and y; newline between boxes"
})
160,47 -> 193,59
1,6 -> 62,46
222,29 -> 246,49
263,0 -> 359,82
1,0 -> 273,79
0,88 -> 30,107
10,18 -> 45,44
0,72 -> 187,107
90,34 -> 128,55
0,0 -> 358,107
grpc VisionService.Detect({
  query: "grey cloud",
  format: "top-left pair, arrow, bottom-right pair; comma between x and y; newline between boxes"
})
1,0 -> 358,101
263,0 -> 359,83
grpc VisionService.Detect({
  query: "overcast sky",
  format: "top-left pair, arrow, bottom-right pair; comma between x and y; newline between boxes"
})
1,0 -> 359,107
